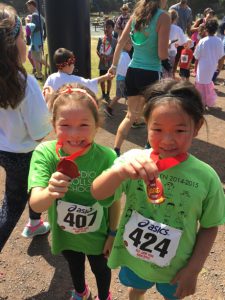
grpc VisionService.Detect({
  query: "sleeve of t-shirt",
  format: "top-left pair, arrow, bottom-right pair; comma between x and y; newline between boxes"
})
28,142 -> 55,192
95,149 -> 119,208
178,28 -> 188,46
74,76 -> 99,94
200,170 -> 225,227
21,75 -> 52,140
27,22 -> 36,33
193,42 -> 201,59
43,75 -> 53,89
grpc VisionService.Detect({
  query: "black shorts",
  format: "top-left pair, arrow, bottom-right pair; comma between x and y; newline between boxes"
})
99,69 -> 108,76
125,67 -> 160,96
179,68 -> 190,78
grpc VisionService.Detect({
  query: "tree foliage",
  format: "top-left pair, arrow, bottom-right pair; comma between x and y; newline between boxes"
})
4,0 -> 225,18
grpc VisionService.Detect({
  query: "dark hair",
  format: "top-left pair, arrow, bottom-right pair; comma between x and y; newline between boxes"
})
53,48 -> 74,66
205,18 -> 218,35
0,4 -> 27,109
133,0 -> 160,31
105,19 -> 114,28
143,79 -> 205,126
48,83 -> 102,126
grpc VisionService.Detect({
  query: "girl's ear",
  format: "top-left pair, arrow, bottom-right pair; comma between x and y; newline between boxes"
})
194,118 -> 204,137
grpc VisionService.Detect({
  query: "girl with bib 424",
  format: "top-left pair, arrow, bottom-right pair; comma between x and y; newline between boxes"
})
91,79 -> 225,300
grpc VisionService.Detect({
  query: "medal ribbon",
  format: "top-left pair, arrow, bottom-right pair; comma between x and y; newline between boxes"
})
56,141 -> 90,161
103,36 -> 111,54
150,151 -> 188,172
147,151 -> 188,205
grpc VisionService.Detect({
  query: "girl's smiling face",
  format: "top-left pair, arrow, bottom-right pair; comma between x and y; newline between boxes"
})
54,103 -> 98,155
147,102 -> 202,158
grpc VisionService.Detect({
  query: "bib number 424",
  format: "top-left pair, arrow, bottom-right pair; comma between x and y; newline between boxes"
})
128,227 -> 171,258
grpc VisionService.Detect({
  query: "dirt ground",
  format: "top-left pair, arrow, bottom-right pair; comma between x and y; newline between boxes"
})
0,71 -> 225,300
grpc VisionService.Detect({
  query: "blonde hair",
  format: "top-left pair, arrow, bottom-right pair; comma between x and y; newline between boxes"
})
133,0 -> 160,31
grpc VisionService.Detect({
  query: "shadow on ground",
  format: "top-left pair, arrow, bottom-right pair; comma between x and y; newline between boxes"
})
24,235 -> 72,300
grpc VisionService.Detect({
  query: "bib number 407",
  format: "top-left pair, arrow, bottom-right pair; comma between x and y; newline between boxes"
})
63,211 -> 97,228
128,228 -> 171,258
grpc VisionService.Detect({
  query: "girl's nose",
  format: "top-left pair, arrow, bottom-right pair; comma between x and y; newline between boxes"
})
162,132 -> 175,143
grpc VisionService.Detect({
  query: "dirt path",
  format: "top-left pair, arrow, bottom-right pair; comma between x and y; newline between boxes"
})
0,72 -> 225,300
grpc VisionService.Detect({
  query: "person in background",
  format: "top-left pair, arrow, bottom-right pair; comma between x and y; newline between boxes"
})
179,39 -> 193,81
104,39 -> 132,117
108,0 -> 170,156
97,19 -> 117,102
169,0 -> 192,77
0,4 -> 52,251
44,48 -> 112,94
194,19 -> 224,110
164,9 -> 187,78
91,79 -> 225,300
25,14 -> 36,74
26,0 -> 46,80
28,83 -> 120,300
115,4 -> 131,38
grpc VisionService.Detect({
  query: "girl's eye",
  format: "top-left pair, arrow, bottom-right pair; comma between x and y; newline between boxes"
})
152,128 -> 161,132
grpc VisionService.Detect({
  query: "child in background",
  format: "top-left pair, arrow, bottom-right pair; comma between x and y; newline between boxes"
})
194,19 -> 224,109
44,48 -> 112,94
104,39 -> 132,117
25,14 -> 36,74
0,4 -> 52,250
97,19 -> 117,102
91,79 -> 225,300
28,83 -> 120,300
166,9 -> 187,78
179,39 -> 193,81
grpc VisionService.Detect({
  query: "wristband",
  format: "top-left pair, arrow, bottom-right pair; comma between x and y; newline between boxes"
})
111,64 -> 117,70
108,229 -> 117,237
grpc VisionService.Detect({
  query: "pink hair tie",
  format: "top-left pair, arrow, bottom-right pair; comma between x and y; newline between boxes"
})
60,87 -> 98,109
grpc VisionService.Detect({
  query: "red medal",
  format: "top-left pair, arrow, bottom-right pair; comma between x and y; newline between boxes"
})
147,151 -> 188,205
56,141 -> 90,179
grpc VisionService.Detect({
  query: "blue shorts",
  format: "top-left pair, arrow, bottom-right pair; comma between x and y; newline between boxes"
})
119,267 -> 178,300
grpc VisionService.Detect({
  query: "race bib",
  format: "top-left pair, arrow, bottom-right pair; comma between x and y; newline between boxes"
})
123,211 -> 182,267
99,41 -> 112,56
57,201 -> 103,234
181,54 -> 188,63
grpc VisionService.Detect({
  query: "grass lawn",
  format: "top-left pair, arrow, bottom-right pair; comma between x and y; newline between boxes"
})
24,37 -> 116,98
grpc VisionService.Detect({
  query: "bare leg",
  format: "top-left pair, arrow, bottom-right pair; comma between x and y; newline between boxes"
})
114,95 -> 145,149
108,96 -> 120,108
100,81 -> 106,96
106,79 -> 112,96
128,287 -> 146,300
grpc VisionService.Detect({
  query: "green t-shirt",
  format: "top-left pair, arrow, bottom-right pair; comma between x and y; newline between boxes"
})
108,149 -> 225,283
28,141 -> 117,255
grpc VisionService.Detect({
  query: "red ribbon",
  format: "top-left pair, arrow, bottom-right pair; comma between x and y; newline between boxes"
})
147,151 -> 188,205
150,151 -> 188,172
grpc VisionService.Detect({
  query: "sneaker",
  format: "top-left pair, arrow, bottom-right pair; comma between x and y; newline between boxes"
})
95,292 -> 112,300
70,284 -> 92,300
114,147 -> 120,157
104,106 -> 113,117
21,219 -> 50,238
104,93 -> 110,103
34,73 -> 43,81
131,122 -> 146,129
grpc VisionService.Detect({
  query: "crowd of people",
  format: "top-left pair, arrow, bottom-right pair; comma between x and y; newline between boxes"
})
0,1 -> 225,300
